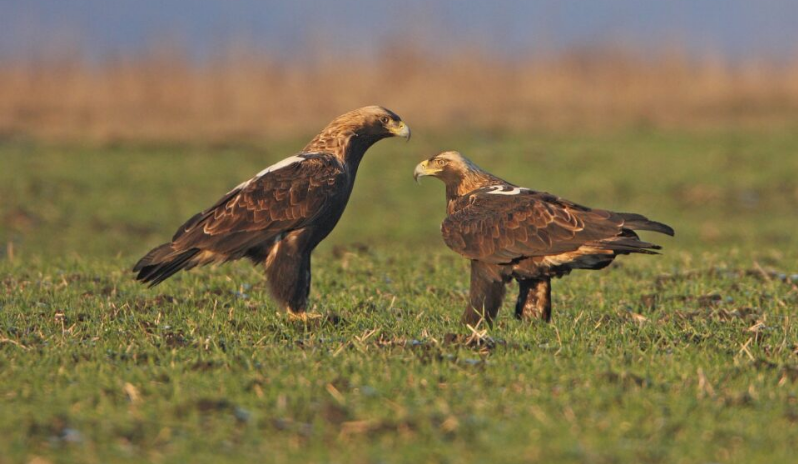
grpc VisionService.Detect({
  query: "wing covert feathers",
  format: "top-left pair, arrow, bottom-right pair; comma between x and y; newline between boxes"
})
133,153 -> 346,286
442,187 -> 674,265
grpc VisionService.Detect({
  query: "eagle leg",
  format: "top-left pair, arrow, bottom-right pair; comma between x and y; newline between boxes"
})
514,278 -> 552,322
462,260 -> 507,327
263,232 -> 313,314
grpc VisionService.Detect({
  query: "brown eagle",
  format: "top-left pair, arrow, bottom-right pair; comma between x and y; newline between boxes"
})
414,151 -> 674,325
134,106 -> 410,316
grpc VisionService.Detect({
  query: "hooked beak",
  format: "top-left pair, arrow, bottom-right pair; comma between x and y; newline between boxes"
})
390,121 -> 411,141
413,160 -> 431,183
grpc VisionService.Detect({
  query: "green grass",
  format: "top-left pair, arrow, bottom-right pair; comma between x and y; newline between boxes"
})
1,128 -> 798,463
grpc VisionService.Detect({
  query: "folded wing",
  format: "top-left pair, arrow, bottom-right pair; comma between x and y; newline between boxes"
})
134,154 -> 346,285
441,187 -> 674,264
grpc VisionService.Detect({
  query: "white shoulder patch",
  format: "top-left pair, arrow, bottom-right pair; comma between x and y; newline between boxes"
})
230,155 -> 308,192
255,155 -> 306,177
486,185 -> 526,196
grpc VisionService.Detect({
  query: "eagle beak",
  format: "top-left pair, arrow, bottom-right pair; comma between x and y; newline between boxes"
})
391,121 -> 411,141
413,160 -> 429,183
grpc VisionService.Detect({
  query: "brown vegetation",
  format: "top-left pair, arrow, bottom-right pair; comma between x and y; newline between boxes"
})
1,46 -> 798,142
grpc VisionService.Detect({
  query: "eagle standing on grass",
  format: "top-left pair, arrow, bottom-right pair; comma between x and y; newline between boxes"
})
414,151 -> 674,325
134,106 -> 410,317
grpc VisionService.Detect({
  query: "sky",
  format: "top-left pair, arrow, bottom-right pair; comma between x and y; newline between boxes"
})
2,0 -> 797,62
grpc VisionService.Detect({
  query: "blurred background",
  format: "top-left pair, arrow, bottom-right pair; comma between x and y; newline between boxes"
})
2,0 -> 798,141
1,0 -> 797,258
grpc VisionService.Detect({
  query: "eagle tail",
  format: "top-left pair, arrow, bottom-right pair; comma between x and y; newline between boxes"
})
618,213 -> 675,236
133,244 -> 201,287
594,231 -> 662,255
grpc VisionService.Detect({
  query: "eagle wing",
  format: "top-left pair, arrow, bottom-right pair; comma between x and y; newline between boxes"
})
169,153 -> 347,256
441,186 -> 664,264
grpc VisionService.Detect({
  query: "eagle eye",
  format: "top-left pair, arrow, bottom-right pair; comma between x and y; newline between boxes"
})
380,116 -> 390,124
435,159 -> 447,166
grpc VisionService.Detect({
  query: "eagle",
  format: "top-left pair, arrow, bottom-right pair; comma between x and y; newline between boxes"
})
414,151 -> 674,325
134,106 -> 410,316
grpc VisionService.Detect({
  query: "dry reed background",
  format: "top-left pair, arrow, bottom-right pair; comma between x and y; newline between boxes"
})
2,45 -> 798,143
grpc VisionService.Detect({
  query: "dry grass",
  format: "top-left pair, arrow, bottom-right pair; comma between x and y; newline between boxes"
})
2,45 -> 798,142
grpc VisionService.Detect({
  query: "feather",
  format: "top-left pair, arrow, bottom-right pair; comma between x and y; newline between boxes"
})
618,212 -> 676,236
134,248 -> 201,287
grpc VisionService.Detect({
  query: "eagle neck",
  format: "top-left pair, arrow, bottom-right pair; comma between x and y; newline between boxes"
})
445,171 -> 506,214
304,131 -> 382,171
341,133 -> 383,170
445,185 -> 461,215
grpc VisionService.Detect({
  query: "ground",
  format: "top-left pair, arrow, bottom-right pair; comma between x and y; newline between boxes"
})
1,128 -> 797,463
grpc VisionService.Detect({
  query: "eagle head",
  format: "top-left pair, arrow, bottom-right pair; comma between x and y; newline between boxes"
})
337,106 -> 410,141
413,151 -> 482,182
414,151 -> 507,199
305,106 -> 410,158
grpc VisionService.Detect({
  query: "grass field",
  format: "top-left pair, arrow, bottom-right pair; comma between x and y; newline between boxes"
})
1,128 -> 798,463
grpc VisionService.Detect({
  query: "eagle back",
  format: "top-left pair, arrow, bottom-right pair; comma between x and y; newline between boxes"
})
441,185 -> 624,263
170,153 -> 349,252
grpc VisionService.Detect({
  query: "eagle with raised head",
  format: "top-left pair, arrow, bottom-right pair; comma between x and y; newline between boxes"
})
134,106 -> 410,316
414,151 -> 674,325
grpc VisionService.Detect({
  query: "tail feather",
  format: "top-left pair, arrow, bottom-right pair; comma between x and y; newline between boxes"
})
133,244 -> 201,287
618,212 -> 675,236
595,236 -> 662,255
133,243 -> 172,272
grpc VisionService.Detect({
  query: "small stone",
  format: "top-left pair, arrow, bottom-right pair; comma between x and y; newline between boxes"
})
234,407 -> 251,423
60,428 -> 83,444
